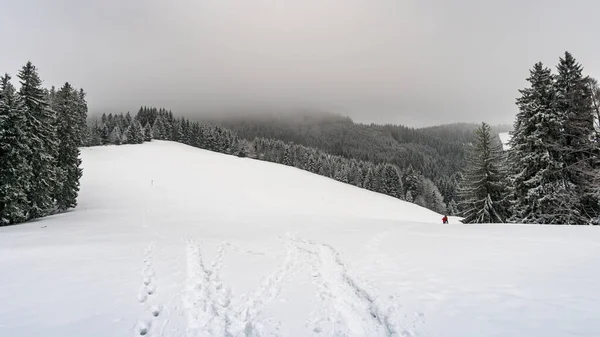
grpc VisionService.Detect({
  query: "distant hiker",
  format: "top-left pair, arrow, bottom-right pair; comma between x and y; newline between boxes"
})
442,215 -> 448,224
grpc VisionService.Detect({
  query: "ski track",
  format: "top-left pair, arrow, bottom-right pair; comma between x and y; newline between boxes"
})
362,232 -> 430,337
232,236 -> 300,336
134,234 -> 425,337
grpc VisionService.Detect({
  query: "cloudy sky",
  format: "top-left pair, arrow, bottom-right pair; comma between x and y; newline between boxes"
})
1,0 -> 599,127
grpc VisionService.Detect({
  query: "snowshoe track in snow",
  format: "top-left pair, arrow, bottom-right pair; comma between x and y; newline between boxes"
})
291,236 -> 427,337
183,239 -> 233,336
232,236 -> 300,336
135,241 -> 165,336
132,235 -> 426,336
183,237 -> 300,337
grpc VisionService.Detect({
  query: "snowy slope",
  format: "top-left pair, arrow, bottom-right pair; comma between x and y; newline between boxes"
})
1,141 -> 600,337
499,132 -> 511,150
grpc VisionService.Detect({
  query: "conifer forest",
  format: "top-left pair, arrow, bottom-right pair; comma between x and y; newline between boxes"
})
1,51 -> 599,225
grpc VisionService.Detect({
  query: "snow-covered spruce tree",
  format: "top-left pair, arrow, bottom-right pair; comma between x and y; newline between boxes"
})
170,118 -> 182,142
362,165 -> 375,191
143,121 -> 153,142
47,86 -> 57,108
448,199 -> 458,215
347,161 -> 362,187
53,83 -> 83,211
164,111 -> 174,139
202,125 -> 216,150
402,165 -> 420,200
381,164 -> 403,199
183,119 -> 193,145
331,160 -> 344,182
458,122 -> 510,224
306,151 -> 317,173
317,154 -> 330,177
587,77 -> 600,137
87,121 -> 103,146
424,179 -> 447,214
193,122 -> 204,148
509,61 -> 583,224
368,164 -> 383,194
99,121 -> 110,145
124,121 -> 134,144
554,52 -> 600,223
358,162 -> 370,186
126,120 -> 144,144
74,89 -> 89,146
0,74 -> 33,225
18,62 -> 59,219
124,111 -> 133,127
151,114 -> 166,140
311,152 -> 322,173
362,166 -> 377,191
109,125 -> 123,145
282,145 -> 294,166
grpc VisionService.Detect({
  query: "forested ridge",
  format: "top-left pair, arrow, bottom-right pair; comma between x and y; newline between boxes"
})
87,108 -> 454,215
203,112 -> 511,209
83,104 -> 512,218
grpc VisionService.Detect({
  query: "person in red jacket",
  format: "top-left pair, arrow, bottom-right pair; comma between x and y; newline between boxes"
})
442,215 -> 448,224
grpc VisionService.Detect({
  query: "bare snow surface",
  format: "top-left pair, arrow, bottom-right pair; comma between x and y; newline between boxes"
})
1,141 -> 600,337
498,132 -> 511,150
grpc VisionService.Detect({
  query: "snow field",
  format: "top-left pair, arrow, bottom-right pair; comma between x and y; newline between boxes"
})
1,141 -> 599,337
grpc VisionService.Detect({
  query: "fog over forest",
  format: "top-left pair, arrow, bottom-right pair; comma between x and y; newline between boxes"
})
2,0 -> 600,127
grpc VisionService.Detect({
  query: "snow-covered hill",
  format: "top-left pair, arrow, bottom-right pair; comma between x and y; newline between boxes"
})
499,132 -> 511,150
1,141 -> 599,337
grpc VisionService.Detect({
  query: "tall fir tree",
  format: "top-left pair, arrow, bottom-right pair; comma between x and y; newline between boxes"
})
363,167 -> 376,191
126,120 -> 144,144
381,164 -> 403,199
54,83 -> 83,210
0,74 -> 33,225
587,78 -> 600,137
143,121 -> 153,142
425,179 -> 447,214
509,57 -> 599,224
283,146 -> 294,166
125,111 -> 132,126
508,62 -> 580,224
448,199 -> 458,215
458,122 -> 510,223
18,61 -> 59,219
99,122 -> 110,145
109,125 -> 123,145
75,89 -> 89,146
554,52 -> 600,223
402,165 -> 420,199
151,114 -> 165,140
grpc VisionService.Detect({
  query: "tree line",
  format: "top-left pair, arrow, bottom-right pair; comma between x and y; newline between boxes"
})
204,111 -> 510,214
249,138 -> 448,214
6,53 -> 594,226
87,107 -> 451,214
87,107 -> 241,155
457,51 -> 600,225
0,62 -> 87,226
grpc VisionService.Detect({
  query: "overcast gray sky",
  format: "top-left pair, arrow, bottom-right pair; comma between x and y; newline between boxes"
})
1,0 -> 598,127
